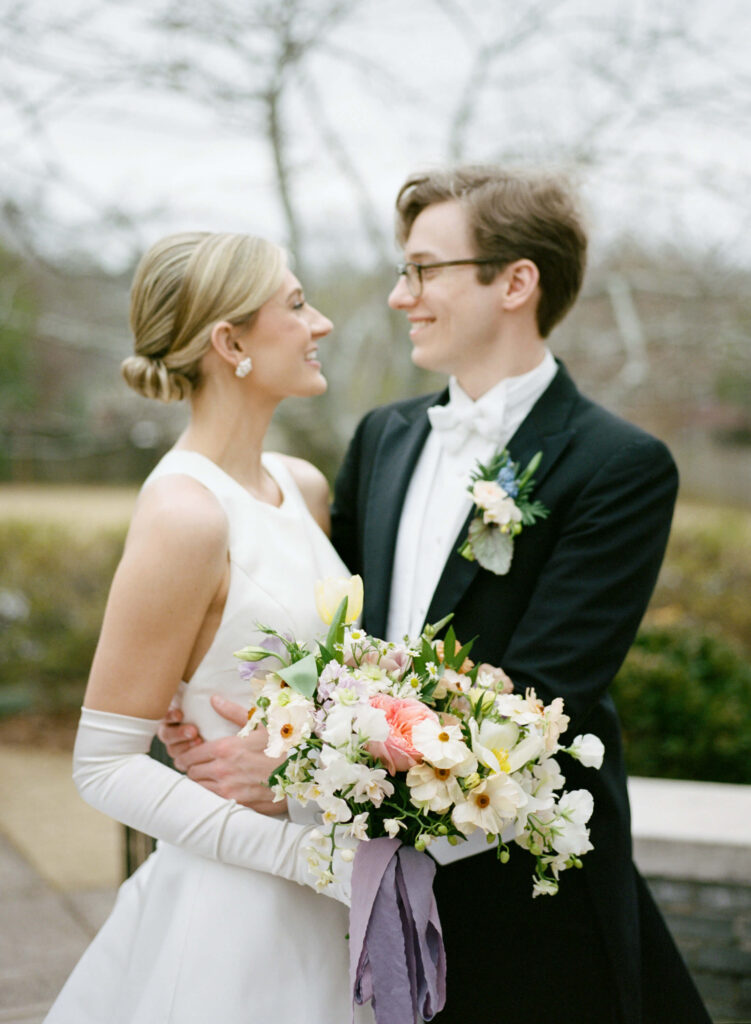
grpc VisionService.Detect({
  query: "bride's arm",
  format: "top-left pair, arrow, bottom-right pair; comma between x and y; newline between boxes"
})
75,475 -> 350,902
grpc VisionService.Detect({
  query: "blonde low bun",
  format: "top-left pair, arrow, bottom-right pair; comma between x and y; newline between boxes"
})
120,354 -> 193,403
125,231 -> 286,404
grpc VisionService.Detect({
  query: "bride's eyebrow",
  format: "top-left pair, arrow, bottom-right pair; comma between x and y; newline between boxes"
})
287,287 -> 304,302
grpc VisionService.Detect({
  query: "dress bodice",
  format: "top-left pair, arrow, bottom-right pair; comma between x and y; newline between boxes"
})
141,449 -> 349,739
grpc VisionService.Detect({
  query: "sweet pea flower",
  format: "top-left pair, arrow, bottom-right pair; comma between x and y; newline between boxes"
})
315,575 -> 364,625
551,790 -> 594,857
365,694 -> 438,775
566,734 -> 605,769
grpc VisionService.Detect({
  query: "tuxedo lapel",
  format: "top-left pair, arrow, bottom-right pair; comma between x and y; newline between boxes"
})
424,363 -> 578,629
362,393 -> 442,638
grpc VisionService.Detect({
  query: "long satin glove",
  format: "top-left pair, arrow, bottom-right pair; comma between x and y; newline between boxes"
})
72,706 -> 352,905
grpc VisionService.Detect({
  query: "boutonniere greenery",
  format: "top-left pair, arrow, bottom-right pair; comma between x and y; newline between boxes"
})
458,449 -> 549,575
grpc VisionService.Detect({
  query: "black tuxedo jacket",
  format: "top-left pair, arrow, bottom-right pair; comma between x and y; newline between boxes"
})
331,362 -> 710,1024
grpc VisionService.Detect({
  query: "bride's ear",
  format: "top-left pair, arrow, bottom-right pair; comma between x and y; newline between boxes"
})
209,320 -> 244,371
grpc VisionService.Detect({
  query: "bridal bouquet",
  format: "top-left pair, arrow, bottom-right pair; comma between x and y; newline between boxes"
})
235,575 -> 603,1023
235,575 -> 604,899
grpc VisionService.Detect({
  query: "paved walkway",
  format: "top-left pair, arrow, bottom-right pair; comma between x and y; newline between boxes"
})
2,744 -> 751,1023
0,746 -> 119,1024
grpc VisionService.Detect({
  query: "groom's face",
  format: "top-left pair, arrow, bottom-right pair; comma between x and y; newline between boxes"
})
388,200 -> 507,382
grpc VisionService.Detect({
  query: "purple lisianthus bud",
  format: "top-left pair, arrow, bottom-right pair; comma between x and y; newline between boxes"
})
237,634 -> 287,681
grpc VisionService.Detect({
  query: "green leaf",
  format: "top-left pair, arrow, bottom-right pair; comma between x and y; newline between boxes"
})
276,653 -> 319,699
422,613 -> 454,639
467,519 -> 514,575
325,596 -> 349,652
518,450 -> 543,488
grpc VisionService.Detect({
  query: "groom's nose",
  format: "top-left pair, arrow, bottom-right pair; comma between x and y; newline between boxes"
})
388,275 -> 417,309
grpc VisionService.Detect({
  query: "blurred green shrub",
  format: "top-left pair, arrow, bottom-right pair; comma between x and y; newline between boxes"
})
0,521 -> 125,713
613,627 -> 751,784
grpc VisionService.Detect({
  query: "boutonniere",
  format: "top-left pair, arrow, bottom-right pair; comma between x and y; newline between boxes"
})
458,449 -> 549,575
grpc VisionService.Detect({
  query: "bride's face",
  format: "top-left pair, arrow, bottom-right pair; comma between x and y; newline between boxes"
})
240,269 -> 333,400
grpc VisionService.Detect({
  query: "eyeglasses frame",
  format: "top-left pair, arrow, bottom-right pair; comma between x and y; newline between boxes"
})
395,258 -> 499,298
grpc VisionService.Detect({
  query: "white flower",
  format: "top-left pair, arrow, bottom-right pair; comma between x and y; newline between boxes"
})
472,480 -> 523,528
265,699 -> 314,758
406,762 -> 464,813
451,773 -> 527,836
349,763 -> 394,806
411,719 -> 477,771
353,703 -> 389,743
532,876 -> 559,898
318,794 -> 352,825
316,745 -> 360,790
383,818 -> 406,839
469,718 -> 520,773
506,731 -> 546,773
550,790 -> 594,857
344,812 -> 370,841
566,734 -> 605,769
542,697 -> 570,751
319,704 -> 356,747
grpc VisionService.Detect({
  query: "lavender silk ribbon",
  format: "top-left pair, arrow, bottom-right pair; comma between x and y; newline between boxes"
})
349,838 -> 446,1024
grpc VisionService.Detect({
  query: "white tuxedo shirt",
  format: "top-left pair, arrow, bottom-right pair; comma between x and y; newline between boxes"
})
386,350 -> 557,643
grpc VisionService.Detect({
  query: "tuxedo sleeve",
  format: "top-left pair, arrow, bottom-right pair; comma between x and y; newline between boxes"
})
501,434 -> 678,733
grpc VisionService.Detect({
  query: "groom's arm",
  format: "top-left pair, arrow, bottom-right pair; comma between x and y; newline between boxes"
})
498,434 -> 678,734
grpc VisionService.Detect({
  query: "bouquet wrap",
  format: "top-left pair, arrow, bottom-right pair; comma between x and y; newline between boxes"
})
350,838 -> 445,1024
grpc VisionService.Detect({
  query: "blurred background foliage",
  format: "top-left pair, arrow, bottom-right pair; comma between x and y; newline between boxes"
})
0,499 -> 749,782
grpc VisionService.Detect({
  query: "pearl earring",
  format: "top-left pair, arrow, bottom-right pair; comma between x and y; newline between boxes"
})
235,357 -> 252,378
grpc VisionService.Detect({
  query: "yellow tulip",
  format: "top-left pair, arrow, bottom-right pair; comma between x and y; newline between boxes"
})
314,575 -> 364,625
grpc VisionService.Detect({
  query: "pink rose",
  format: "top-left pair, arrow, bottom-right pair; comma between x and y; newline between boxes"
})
366,694 -> 439,776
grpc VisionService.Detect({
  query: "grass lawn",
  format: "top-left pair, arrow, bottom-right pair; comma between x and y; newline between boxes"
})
0,484 -> 138,530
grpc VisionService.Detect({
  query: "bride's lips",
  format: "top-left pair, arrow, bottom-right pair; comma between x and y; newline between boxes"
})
305,348 -> 321,368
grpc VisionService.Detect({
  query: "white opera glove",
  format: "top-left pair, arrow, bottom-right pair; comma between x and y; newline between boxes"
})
72,706 -> 351,904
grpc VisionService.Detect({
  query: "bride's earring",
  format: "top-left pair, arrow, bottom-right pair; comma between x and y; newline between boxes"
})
235,357 -> 252,378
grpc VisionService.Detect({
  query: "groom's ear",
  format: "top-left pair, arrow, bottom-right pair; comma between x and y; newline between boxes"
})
498,259 -> 540,313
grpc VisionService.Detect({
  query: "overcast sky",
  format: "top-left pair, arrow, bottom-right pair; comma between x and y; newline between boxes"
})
2,0 -> 750,270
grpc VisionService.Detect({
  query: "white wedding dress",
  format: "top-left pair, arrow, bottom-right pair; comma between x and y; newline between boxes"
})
45,450 -> 372,1024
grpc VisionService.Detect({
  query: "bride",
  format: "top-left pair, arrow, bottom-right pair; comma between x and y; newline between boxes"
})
45,231 -> 369,1023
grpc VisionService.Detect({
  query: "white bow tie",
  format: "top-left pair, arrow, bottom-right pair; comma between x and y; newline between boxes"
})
427,400 -> 506,455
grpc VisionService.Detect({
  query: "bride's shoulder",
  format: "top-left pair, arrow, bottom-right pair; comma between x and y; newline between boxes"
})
274,454 -> 330,533
127,473 -> 229,559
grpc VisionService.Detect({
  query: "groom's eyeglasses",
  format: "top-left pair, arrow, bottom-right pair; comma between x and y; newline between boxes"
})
395,259 -> 497,298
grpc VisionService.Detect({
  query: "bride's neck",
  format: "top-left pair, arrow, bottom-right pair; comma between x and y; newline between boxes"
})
176,383 -> 277,491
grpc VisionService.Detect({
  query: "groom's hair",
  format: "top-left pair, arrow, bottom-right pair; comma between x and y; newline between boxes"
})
395,166 -> 587,338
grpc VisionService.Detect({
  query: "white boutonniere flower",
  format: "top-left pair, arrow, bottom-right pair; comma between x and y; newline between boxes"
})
458,448 -> 549,575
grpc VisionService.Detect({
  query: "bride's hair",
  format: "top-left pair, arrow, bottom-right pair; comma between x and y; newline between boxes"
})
122,231 -> 286,402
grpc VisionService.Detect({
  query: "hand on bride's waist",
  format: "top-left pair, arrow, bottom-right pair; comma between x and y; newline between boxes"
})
158,695 -> 288,816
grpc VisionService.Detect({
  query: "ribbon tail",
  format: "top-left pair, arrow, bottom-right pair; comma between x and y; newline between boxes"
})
349,838 -> 447,1024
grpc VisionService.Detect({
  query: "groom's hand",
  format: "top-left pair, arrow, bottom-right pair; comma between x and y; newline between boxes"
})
158,697 -> 287,815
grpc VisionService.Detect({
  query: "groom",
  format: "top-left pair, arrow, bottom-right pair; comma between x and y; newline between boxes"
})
163,166 -> 710,1023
